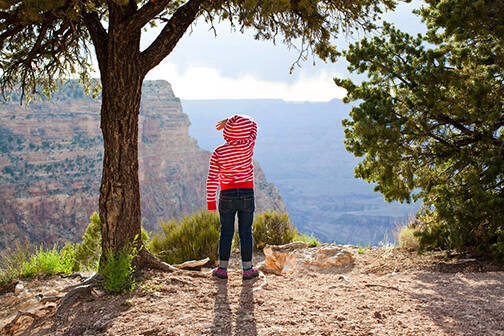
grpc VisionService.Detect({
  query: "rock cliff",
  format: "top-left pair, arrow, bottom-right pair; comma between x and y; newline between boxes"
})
0,80 -> 286,250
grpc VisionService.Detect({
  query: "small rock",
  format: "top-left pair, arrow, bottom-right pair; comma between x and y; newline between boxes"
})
14,283 -> 24,295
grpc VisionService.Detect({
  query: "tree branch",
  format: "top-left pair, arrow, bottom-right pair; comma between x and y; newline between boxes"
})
0,24 -> 24,50
81,10 -> 108,71
123,0 -> 172,33
140,0 -> 204,74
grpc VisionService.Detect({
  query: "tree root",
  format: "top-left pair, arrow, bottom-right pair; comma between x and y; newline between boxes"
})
62,272 -> 99,292
55,273 -> 101,320
136,249 -> 209,278
56,283 -> 97,320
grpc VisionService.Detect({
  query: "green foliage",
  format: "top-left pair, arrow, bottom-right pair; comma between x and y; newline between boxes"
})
19,244 -> 75,278
336,1 -> 504,258
253,211 -> 298,251
294,233 -> 321,246
0,243 -> 76,285
397,226 -> 420,251
0,243 -> 30,287
101,242 -> 138,294
356,246 -> 370,254
147,210 -> 221,265
148,210 -> 316,263
74,212 -> 149,271
74,212 -> 101,271
0,0 -> 395,102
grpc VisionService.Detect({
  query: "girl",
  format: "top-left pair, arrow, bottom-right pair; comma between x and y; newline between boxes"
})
206,115 -> 259,280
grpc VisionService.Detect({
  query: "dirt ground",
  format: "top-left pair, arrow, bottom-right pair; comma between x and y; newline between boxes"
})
1,246 -> 504,336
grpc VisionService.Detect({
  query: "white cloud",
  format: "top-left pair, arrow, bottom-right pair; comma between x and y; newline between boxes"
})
145,62 -> 346,102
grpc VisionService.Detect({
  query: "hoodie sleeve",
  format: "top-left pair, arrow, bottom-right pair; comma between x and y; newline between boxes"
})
206,149 -> 220,210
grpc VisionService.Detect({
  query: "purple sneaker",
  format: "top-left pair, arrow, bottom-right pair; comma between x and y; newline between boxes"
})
212,267 -> 228,279
242,267 -> 259,280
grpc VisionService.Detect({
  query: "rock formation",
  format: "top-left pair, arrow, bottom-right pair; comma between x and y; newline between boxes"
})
0,80 -> 286,250
258,242 -> 354,275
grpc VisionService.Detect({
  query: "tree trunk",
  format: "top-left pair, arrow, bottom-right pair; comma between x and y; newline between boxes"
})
94,2 -> 198,272
98,3 -> 144,268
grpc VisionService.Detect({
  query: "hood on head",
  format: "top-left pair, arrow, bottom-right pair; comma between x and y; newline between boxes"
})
223,115 -> 254,143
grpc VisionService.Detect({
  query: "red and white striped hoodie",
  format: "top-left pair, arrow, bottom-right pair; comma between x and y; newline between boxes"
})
206,115 -> 258,210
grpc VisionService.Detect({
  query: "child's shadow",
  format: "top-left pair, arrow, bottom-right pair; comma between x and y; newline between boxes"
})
211,280 -> 232,335
235,279 -> 258,336
211,278 -> 258,336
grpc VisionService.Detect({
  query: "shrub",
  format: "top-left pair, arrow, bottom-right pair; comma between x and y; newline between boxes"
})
0,243 -> 30,287
101,242 -> 138,294
293,233 -> 320,246
147,210 -> 320,263
20,244 -> 75,278
147,210 -> 220,265
253,211 -> 298,251
75,212 -> 150,271
397,225 -> 420,251
74,212 -> 102,271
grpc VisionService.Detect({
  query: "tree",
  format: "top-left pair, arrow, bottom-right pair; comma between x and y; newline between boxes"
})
0,0 -> 396,269
336,0 -> 504,258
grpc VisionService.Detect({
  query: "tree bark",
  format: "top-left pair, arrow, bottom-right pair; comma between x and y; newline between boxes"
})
98,1 -> 144,267
94,0 -> 205,270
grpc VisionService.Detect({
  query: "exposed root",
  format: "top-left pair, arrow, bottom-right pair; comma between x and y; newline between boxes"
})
38,295 -> 64,304
62,272 -> 99,292
60,272 -> 91,280
137,248 -> 180,272
56,274 -> 101,320
137,249 -> 209,278
56,283 -> 96,320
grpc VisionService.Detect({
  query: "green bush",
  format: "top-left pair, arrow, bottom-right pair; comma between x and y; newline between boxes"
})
0,212 -> 150,287
19,244 -> 75,278
101,242 -> 138,294
293,233 -> 320,247
74,212 -> 102,271
0,243 -> 30,287
74,212 -> 150,271
397,225 -> 420,251
252,211 -> 298,251
232,212 -> 320,252
147,210 -> 220,265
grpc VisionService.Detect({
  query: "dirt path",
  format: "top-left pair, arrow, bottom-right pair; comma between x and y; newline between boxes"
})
2,247 -> 504,336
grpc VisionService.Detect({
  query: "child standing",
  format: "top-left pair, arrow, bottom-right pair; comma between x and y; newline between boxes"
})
206,115 -> 259,280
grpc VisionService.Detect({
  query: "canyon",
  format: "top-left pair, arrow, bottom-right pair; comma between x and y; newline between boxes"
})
0,80 -> 285,250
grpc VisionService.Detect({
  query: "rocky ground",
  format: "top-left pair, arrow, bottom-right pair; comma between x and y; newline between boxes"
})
1,245 -> 504,336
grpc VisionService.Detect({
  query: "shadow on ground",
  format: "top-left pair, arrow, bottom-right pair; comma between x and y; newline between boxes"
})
410,269 -> 504,335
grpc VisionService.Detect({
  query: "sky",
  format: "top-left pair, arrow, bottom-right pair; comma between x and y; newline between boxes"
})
142,0 -> 426,102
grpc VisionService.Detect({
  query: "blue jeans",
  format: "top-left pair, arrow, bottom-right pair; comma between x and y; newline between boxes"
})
218,188 -> 255,268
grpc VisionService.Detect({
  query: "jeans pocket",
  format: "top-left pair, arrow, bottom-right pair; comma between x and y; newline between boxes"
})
242,196 -> 255,213
218,198 -> 235,214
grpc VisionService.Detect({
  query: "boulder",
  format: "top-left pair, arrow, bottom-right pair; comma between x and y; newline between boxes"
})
258,242 -> 354,275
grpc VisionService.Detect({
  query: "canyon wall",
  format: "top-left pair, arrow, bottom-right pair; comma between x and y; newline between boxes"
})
0,80 -> 286,250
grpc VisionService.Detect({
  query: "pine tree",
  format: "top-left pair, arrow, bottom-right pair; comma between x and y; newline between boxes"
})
336,0 -> 504,258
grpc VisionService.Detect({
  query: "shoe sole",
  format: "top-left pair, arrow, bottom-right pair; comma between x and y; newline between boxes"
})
212,273 -> 228,279
242,273 -> 259,280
